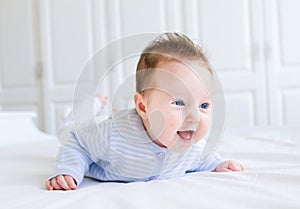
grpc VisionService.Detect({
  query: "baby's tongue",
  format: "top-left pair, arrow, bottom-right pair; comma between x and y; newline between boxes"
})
178,131 -> 192,140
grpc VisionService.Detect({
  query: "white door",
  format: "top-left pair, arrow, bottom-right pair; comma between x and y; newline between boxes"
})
39,0 -> 168,134
0,0 -> 44,128
194,0 -> 268,127
265,0 -> 300,126
39,0 -> 96,133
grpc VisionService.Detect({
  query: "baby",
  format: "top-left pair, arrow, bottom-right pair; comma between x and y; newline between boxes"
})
46,33 -> 243,190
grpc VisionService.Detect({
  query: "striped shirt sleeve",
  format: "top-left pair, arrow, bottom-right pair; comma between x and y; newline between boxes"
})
54,119 -> 111,185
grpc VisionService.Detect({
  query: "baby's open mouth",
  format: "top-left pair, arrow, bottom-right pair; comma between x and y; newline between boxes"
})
177,130 -> 194,141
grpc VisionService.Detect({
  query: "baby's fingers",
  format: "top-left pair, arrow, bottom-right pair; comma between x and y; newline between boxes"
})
50,177 -> 63,190
228,162 -> 244,171
57,175 -> 72,190
45,180 -> 53,190
64,175 -> 77,190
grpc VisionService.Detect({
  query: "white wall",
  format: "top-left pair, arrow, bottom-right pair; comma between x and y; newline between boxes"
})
1,0 -> 300,134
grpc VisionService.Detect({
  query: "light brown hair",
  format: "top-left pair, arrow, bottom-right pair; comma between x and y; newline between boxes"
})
136,32 -> 212,92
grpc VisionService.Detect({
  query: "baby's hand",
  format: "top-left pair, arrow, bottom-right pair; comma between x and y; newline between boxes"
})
213,160 -> 244,172
45,174 -> 77,190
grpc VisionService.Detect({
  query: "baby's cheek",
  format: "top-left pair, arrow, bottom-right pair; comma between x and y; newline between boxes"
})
196,120 -> 210,140
148,109 -> 166,138
170,111 -> 183,122
200,112 -> 211,126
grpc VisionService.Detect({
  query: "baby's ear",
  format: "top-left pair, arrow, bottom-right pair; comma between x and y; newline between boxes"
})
134,92 -> 147,119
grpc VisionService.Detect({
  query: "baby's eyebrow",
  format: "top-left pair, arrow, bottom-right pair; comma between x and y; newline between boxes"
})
201,96 -> 211,101
166,88 -> 211,99
169,94 -> 211,103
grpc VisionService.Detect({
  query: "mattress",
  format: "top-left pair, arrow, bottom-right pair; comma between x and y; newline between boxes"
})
0,127 -> 299,209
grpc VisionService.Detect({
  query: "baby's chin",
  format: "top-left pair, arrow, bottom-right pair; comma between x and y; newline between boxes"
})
168,144 -> 193,153
166,139 -> 196,153
153,132 -> 201,153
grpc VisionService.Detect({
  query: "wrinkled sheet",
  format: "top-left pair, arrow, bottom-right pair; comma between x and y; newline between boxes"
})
0,127 -> 299,209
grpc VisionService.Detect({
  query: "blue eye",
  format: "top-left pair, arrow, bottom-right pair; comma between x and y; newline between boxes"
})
200,103 -> 209,109
172,100 -> 185,106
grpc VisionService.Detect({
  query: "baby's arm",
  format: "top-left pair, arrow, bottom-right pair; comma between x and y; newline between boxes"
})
46,131 -> 93,190
45,174 -> 77,190
46,120 -> 110,190
213,160 -> 244,172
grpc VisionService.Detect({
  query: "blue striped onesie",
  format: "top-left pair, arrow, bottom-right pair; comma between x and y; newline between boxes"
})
54,109 -> 223,185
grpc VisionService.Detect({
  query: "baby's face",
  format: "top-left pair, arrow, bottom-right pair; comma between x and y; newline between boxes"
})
141,60 -> 213,153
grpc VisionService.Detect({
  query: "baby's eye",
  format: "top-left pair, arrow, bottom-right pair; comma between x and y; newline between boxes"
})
200,103 -> 209,109
172,100 -> 185,106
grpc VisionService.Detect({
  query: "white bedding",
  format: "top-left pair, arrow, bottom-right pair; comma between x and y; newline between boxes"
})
0,127 -> 299,209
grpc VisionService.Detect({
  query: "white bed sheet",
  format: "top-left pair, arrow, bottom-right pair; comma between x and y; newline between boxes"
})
0,127 -> 299,209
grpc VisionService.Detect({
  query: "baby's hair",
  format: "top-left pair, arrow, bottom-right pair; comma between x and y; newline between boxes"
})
136,32 -> 212,92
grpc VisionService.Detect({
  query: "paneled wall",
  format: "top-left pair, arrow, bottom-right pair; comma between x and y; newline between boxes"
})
1,0 -> 300,134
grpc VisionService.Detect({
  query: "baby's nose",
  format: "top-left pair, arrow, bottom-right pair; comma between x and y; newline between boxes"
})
184,106 -> 199,123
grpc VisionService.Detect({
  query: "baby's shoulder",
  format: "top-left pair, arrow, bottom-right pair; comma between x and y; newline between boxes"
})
76,109 -> 140,139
